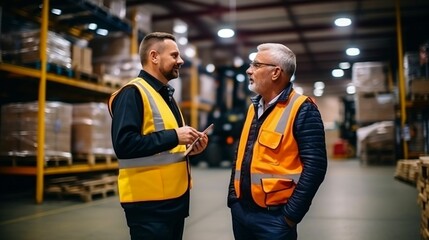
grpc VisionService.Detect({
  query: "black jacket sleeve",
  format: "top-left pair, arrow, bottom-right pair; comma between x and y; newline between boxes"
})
110,86 -> 179,159
282,100 -> 328,223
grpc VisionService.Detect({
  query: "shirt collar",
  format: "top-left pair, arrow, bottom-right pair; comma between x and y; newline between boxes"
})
250,82 -> 294,107
138,70 -> 175,100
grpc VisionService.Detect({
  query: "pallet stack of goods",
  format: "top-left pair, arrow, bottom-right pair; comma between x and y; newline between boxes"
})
90,36 -> 140,88
352,62 -> 397,165
416,156 -> 429,239
1,30 -> 72,74
0,102 -> 73,166
356,121 -> 396,166
0,101 -> 116,167
72,102 -> 115,165
403,43 -> 429,159
404,42 -> 429,101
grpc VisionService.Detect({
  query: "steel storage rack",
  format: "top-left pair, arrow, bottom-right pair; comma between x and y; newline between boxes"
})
0,0 -> 141,203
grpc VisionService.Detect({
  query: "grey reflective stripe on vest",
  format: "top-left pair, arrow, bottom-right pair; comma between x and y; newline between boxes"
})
134,81 -> 164,131
117,81 -> 184,169
234,92 -> 304,183
118,152 -> 185,169
274,92 -> 301,134
234,172 -> 300,184
251,173 -> 301,184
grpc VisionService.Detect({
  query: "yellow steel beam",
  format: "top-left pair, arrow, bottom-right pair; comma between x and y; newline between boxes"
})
0,163 -> 118,176
395,0 -> 408,159
44,163 -> 119,175
36,0 -> 49,204
0,63 -> 114,94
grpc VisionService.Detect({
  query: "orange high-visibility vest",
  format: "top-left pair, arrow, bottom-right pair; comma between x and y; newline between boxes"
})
108,78 -> 189,203
234,90 -> 308,208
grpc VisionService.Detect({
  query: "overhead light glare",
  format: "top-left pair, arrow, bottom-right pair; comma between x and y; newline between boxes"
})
206,64 -> 215,73
88,23 -> 97,30
217,28 -> 235,38
96,28 -> 108,36
313,88 -> 324,97
314,81 -> 325,89
234,56 -> 244,67
339,62 -> 351,69
332,69 -> 344,77
346,47 -> 360,56
178,37 -> 188,45
335,17 -> 352,27
236,74 -> 246,82
346,85 -> 356,94
173,24 -> 188,34
248,52 -> 257,61
51,8 -> 62,15
184,46 -> 196,58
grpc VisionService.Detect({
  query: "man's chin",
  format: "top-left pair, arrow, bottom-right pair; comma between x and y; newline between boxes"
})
248,84 -> 257,93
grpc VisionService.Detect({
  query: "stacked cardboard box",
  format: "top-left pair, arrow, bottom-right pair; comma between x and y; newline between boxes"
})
71,45 -> 93,75
0,102 -> 72,159
352,62 -> 396,123
72,103 -> 114,156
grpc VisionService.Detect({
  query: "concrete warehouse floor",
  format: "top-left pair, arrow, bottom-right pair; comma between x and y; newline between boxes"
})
0,159 -> 420,240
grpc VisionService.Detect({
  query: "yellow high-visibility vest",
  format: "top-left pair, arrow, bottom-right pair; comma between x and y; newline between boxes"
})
108,78 -> 189,203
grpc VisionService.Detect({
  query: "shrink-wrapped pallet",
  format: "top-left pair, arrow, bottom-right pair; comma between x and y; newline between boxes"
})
0,101 -> 72,159
72,102 -> 114,156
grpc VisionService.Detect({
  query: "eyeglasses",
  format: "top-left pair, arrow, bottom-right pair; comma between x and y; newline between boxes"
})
249,61 -> 277,69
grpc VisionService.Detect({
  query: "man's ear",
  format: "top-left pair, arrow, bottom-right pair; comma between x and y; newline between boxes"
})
150,50 -> 159,64
272,67 -> 282,81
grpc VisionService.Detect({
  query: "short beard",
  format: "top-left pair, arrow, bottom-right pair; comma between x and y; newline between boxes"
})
162,67 -> 179,81
248,83 -> 258,94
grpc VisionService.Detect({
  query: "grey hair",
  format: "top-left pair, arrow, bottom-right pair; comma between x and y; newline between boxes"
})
257,43 -> 296,77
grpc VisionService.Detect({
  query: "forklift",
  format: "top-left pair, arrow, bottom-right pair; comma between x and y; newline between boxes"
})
196,65 -> 250,167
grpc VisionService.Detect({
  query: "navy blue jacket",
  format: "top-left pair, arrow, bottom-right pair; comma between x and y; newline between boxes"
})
227,83 -> 327,224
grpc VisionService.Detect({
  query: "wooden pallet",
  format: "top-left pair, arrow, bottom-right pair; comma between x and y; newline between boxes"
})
24,62 -> 73,78
45,174 -> 117,202
72,154 -> 116,165
73,71 -> 100,84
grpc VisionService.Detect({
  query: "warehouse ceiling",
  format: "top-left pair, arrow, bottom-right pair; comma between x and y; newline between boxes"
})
3,0 -> 429,97
125,0 -> 429,96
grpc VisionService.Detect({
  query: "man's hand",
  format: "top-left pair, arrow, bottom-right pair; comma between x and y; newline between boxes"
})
175,126 -> 200,145
187,134 -> 208,156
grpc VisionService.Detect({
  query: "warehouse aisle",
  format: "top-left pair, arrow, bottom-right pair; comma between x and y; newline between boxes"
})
0,159 -> 420,240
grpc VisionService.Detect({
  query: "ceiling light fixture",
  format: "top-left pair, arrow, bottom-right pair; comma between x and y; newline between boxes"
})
346,47 -> 360,56
51,8 -> 62,15
334,17 -> 352,27
218,0 -> 236,39
218,28 -> 235,38
88,23 -> 97,30
206,64 -> 215,73
96,28 -> 108,36
346,84 -> 356,94
339,62 -> 351,69
332,69 -> 344,77
314,81 -> 325,89
248,52 -> 257,61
